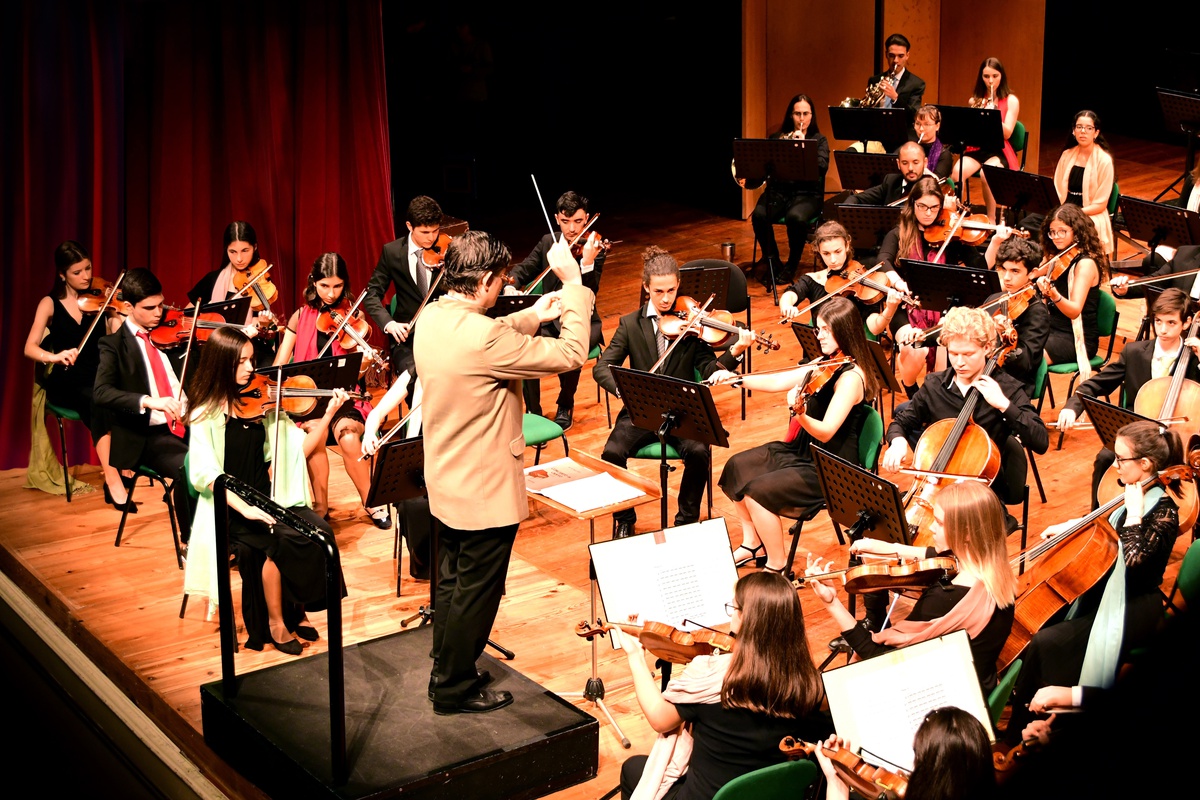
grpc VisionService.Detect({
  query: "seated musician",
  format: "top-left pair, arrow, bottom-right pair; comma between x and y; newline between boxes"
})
1055,287 -> 1200,509
615,572 -> 831,800
877,177 -> 987,396
593,246 -> 752,538
505,189 -> 606,429
1035,204 -> 1107,371
187,220 -> 279,366
1111,243 -> 1200,299
24,241 -> 123,504
955,57 -> 1023,221
982,232 -> 1051,397
1005,421 -> 1185,742
910,104 -> 954,181
715,297 -> 880,573
183,327 -> 348,655
777,221 -> 896,337
882,305 -> 1049,519
362,195 -> 447,392
805,481 -> 1016,695
841,141 -> 935,209
273,252 -> 390,529
93,268 -> 193,540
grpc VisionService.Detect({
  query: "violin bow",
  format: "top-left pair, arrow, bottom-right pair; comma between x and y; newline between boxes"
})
72,268 -> 128,366
777,264 -> 885,325
531,174 -> 558,240
174,301 -> 203,406
317,289 -> 371,359
358,383 -> 423,461
933,208 -> 969,263
521,213 -> 601,295
232,262 -> 273,302
650,294 -> 715,374
407,271 -> 445,329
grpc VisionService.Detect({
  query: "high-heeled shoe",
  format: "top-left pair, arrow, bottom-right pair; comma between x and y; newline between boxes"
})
732,543 -> 766,568
292,625 -> 319,642
104,484 -> 138,514
269,636 -> 304,656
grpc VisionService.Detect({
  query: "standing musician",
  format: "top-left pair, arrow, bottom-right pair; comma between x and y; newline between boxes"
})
910,104 -> 954,181
505,190 -> 606,430
615,572 -> 831,800
273,252 -> 390,529
415,231 -> 592,716
363,195 -> 447,391
1053,110 -> 1115,255
183,327 -> 348,655
841,141 -> 935,208
92,268 -> 193,539
1005,421 -> 1185,742
593,246 -> 752,539
747,93 -> 829,288
1036,204 -> 1107,373
186,221 -> 279,366
24,241 -> 124,503
956,57 -> 1023,221
805,481 -> 1017,695
877,177 -> 985,396
982,232 -> 1051,397
868,33 -> 925,121
1055,288 -> 1200,508
778,222 -> 896,337
715,297 -> 878,573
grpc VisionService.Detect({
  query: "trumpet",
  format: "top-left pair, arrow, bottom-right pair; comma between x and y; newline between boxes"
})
969,90 -> 997,110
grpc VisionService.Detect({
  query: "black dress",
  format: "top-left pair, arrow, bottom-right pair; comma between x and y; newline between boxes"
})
40,297 -> 104,440
719,364 -> 866,517
1044,255 -> 1100,363
223,417 -> 342,650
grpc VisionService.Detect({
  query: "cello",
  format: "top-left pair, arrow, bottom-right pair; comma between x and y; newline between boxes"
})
902,322 -> 1019,547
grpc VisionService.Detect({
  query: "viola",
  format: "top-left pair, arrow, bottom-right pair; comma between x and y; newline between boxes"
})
233,373 -> 369,421
76,277 -> 123,314
317,298 -> 388,372
903,323 -> 1019,547
998,465 -> 1194,671
149,307 -> 231,348
574,619 -> 734,665
780,737 -> 909,799
658,294 -> 779,352
993,739 -> 1039,783
793,555 -> 959,595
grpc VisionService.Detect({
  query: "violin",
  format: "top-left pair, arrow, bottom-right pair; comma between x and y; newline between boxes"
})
903,323 -> 1019,547
574,618 -> 735,665
993,739 -> 1039,783
780,737 -> 909,799
1031,243 -> 1078,283
149,307 -> 230,348
824,261 -> 921,308
76,277 -> 123,315
233,373 -> 369,421
317,298 -> 388,372
793,555 -> 958,595
998,464 -> 1194,671
419,232 -> 452,269
789,356 -> 855,416
923,204 -> 1031,246
658,294 -> 779,352
570,230 -> 617,260
232,259 -> 279,312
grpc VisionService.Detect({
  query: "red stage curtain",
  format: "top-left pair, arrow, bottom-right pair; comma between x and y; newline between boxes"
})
2,1 -> 393,470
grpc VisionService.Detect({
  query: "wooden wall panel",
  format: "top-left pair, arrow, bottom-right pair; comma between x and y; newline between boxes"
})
884,0 -> 942,106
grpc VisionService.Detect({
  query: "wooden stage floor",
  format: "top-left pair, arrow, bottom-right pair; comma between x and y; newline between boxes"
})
1,131 -> 1195,799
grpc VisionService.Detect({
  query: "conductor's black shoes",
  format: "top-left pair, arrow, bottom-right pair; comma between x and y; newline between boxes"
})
433,688 -> 514,716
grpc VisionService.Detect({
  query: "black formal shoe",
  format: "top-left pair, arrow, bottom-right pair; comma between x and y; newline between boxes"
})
367,505 -> 392,530
554,406 -> 574,431
828,635 -> 851,652
104,484 -> 138,513
269,637 -> 304,656
673,516 -> 699,528
433,688 -> 514,716
428,669 -> 493,701
613,519 -> 634,539
293,625 -> 320,642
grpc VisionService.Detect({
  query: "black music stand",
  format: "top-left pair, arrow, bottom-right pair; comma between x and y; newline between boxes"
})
254,351 -> 364,423
609,366 -> 729,530
791,322 -> 822,361
833,151 -> 900,191
827,106 -> 911,153
488,294 -> 540,318
371,436 -> 515,659
899,260 -> 1000,313
836,205 -> 903,252
1154,88 -> 1200,203
939,106 -> 1004,212
1118,197 -> 1200,273
981,164 -> 1061,226
200,296 -> 252,324
1077,395 -> 1153,452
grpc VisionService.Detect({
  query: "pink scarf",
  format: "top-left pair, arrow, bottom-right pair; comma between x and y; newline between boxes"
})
294,306 -> 373,418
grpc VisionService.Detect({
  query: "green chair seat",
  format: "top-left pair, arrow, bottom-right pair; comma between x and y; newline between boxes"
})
711,758 -> 819,800
633,442 -> 682,460
988,658 -> 1023,732
1047,355 -> 1105,374
46,402 -> 82,422
45,402 -> 85,502
523,413 -> 568,465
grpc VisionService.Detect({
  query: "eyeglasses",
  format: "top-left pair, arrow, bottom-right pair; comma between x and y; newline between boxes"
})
1047,228 -> 1073,239
1074,124 -> 1096,132
914,203 -> 941,214
724,602 -> 739,616
1113,455 -> 1143,465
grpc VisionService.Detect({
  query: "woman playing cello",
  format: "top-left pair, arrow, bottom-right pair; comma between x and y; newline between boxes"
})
716,296 -> 879,573
805,481 -> 1017,695
1005,420 -> 1185,741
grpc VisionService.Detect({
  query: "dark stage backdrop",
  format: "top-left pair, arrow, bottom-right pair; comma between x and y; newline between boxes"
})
3,0 -> 394,470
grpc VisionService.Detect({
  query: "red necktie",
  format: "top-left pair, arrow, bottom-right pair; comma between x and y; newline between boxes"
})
135,330 -> 186,438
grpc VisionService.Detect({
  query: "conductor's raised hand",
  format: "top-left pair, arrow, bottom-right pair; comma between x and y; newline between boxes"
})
547,238 -> 583,286
532,291 -> 564,323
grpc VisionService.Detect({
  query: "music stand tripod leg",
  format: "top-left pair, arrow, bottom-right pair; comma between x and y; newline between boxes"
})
656,411 -> 680,530
558,518 -> 633,749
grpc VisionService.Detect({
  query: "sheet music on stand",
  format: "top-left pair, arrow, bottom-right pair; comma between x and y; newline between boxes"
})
822,630 -> 994,773
254,351 -> 364,423
524,458 -> 646,514
588,518 -> 738,650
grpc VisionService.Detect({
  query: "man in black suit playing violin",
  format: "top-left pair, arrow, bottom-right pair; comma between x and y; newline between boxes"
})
593,246 -> 752,538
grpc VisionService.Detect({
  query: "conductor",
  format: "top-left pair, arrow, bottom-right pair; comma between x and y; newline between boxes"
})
414,231 -> 594,715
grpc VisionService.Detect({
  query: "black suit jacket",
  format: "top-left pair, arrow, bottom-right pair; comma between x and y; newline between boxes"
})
509,233 -> 606,330
868,68 -> 925,118
363,235 -> 444,375
1121,245 -> 1200,299
985,291 -> 1051,396
593,307 -> 739,398
1065,339 -> 1200,415
93,325 -> 185,469
844,173 -> 908,207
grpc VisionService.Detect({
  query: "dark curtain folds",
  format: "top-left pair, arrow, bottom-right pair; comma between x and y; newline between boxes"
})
3,1 -> 393,470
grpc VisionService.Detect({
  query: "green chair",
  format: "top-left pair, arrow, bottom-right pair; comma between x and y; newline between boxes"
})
114,463 -> 185,570
523,412 -> 568,465
1048,290 -> 1120,449
988,657 -> 1023,733
45,401 -> 84,502
631,439 -> 714,521
589,343 -> 612,427
711,758 -> 819,800
1009,120 -> 1029,170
